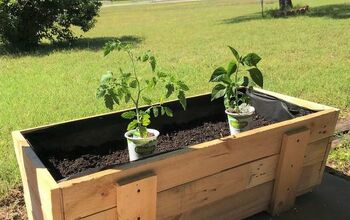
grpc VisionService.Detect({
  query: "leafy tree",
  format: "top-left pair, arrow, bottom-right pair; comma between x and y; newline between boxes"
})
0,0 -> 102,48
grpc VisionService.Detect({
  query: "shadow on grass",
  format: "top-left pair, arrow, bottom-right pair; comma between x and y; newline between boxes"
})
0,35 -> 143,57
222,3 -> 350,24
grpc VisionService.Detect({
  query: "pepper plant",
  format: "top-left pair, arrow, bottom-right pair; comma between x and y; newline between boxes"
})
209,46 -> 264,112
96,40 -> 188,137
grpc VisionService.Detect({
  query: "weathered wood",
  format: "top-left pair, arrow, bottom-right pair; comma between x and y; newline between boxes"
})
303,137 -> 330,166
157,155 -> 278,219
81,208 -> 117,220
116,175 -> 157,220
175,181 -> 274,220
270,127 -> 310,215
13,90 -> 339,220
12,131 -> 63,220
59,109 -> 338,219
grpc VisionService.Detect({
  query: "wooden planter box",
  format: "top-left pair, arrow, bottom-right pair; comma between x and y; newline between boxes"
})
13,89 -> 339,220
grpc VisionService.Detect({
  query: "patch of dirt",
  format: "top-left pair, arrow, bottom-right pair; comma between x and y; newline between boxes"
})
46,113 -> 275,180
0,186 -> 27,220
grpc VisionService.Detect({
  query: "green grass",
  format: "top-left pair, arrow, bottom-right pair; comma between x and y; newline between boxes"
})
1,0 -> 350,197
328,135 -> 350,176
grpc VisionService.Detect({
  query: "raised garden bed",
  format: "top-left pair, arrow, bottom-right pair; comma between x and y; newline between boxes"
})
13,89 -> 339,220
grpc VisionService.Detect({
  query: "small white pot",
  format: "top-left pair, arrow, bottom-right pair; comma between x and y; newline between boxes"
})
124,128 -> 160,161
225,106 -> 255,135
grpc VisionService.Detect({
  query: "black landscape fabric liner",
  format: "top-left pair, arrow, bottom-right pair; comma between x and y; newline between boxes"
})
22,90 -> 315,181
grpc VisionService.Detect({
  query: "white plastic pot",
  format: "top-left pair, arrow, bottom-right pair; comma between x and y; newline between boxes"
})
225,106 -> 255,135
124,128 -> 160,161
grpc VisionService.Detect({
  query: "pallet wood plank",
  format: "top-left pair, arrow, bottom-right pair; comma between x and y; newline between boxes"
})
157,155 -> 278,219
175,181 -> 274,220
81,208 -> 117,220
60,110 -> 338,219
303,137 -> 330,166
270,127 -> 310,215
116,175 -> 157,220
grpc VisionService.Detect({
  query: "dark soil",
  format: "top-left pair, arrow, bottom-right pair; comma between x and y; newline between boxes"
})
45,114 -> 274,180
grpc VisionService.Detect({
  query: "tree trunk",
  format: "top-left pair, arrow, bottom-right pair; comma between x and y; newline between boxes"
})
279,0 -> 293,10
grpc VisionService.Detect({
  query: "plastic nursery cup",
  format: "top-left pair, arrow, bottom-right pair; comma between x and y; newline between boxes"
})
225,106 -> 255,135
124,128 -> 160,161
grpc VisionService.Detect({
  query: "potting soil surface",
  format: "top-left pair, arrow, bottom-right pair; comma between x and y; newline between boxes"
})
45,114 -> 276,180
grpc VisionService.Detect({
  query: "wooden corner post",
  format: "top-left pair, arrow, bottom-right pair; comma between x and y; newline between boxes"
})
270,127 -> 310,215
116,174 -> 157,220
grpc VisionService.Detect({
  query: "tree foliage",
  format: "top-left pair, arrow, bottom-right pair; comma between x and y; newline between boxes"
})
0,0 -> 102,48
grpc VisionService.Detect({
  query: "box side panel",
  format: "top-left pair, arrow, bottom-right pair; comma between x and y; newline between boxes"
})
73,136 -> 330,220
60,109 -> 338,219
12,131 -> 64,220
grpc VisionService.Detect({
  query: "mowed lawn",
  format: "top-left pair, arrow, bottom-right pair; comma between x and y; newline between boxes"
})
0,0 -> 349,196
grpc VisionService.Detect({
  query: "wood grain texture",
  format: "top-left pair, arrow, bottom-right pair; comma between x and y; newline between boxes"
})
270,127 -> 310,215
59,109 -> 338,219
116,175 -> 157,220
157,155 -> 278,219
81,208 -> 117,220
172,181 -> 274,220
12,131 -> 63,220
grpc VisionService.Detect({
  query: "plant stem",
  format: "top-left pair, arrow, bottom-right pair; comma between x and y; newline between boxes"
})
127,50 -> 142,130
235,65 -> 239,111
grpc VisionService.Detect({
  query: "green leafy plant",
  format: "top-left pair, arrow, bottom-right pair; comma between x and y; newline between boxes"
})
0,0 -> 101,48
209,46 -> 264,112
96,40 -> 188,138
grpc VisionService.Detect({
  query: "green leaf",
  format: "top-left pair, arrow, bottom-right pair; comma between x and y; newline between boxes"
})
96,87 -> 106,98
141,53 -> 149,62
121,111 -> 136,119
152,107 -> 159,117
157,72 -> 167,78
248,68 -> 264,88
142,96 -> 152,105
227,60 -> 237,76
100,72 -> 113,84
103,40 -> 121,56
129,80 -> 137,88
125,93 -> 131,103
242,53 -> 261,67
104,94 -> 114,110
165,83 -> 174,98
141,114 -> 151,126
163,107 -> 173,117
138,126 -> 148,138
149,56 -> 156,72
178,90 -> 187,110
160,107 -> 165,116
228,46 -> 240,62
209,67 -> 228,82
177,81 -> 189,91
211,84 -> 226,101
240,76 -> 249,87
110,92 -> 119,105
127,119 -> 138,130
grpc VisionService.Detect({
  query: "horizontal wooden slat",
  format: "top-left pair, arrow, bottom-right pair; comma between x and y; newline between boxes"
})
60,109 -> 338,219
303,138 -> 330,166
161,161 -> 325,220
80,208 -> 117,220
173,181 -> 274,220
157,155 -> 278,219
